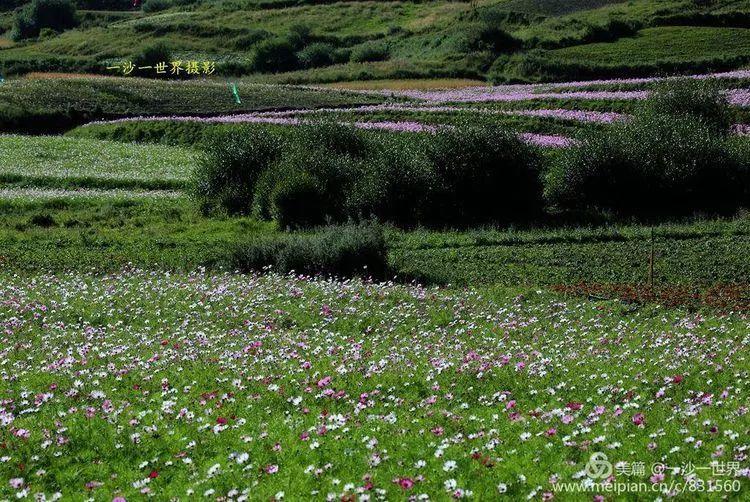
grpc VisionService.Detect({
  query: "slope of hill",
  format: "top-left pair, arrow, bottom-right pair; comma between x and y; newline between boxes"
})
1,0 -> 749,83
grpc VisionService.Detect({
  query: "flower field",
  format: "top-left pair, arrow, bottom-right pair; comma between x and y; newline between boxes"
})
0,270 -> 748,500
2,0 -> 750,498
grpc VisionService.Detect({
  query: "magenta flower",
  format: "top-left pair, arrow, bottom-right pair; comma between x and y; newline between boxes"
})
632,413 -> 645,427
399,478 -> 414,490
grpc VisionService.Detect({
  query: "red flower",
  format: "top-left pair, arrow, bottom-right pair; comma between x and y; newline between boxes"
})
672,375 -> 684,384
216,417 -> 227,425
148,470 -> 159,479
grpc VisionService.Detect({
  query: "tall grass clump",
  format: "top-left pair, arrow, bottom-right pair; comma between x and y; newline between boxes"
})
192,127 -> 281,215
546,80 -> 748,216
225,223 -> 388,278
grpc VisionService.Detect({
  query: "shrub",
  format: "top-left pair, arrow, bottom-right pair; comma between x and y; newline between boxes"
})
192,127 -> 281,215
132,42 -> 172,77
271,170 -> 327,230
423,124 -> 543,226
350,41 -> 389,63
466,25 -> 522,54
271,146 -> 364,227
346,135 -> 438,226
297,42 -> 336,68
225,223 -> 388,279
11,0 -> 78,41
250,38 -> 298,73
233,29 -> 272,50
141,0 -> 172,13
288,121 -> 370,158
545,114 -> 746,216
642,79 -> 734,134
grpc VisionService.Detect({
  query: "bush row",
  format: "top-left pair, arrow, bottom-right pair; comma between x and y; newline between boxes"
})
193,121 -> 544,229
546,80 -> 750,216
193,80 -> 750,227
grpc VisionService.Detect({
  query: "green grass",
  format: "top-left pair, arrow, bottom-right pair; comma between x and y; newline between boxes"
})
0,194 -> 747,296
0,197 -> 275,271
550,26 -> 750,65
3,0 -> 748,83
390,219 -> 750,287
0,135 -> 197,189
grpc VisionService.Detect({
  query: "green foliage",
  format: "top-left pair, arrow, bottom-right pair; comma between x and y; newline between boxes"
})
465,25 -> 522,54
141,0 -> 172,13
350,41 -> 389,63
297,42 -> 336,69
250,37 -> 299,73
270,170 -> 327,230
226,222 -> 388,278
423,124 -> 543,226
11,0 -> 78,41
346,137 -> 437,227
132,42 -> 173,77
192,127 -> 281,215
642,78 -> 734,133
545,114 -> 747,216
233,29 -> 272,50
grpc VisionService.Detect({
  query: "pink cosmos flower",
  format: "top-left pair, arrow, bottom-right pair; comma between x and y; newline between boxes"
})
562,415 -> 574,424
632,413 -> 645,427
399,478 -> 414,490
317,376 -> 332,388
265,464 -> 279,474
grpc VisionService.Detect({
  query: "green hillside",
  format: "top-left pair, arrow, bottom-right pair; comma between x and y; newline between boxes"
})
1,0 -> 750,83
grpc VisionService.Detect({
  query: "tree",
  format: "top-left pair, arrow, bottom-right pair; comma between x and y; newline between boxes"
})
11,0 -> 78,41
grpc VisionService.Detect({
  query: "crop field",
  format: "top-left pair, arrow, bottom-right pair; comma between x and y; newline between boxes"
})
0,135 -> 196,189
1,0 -> 750,499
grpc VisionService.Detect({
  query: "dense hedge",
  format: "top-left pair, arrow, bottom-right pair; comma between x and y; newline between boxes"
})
545,81 -> 750,216
193,122 -> 545,229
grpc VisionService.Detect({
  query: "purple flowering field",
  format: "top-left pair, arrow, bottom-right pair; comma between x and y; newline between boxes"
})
77,70 -> 750,148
